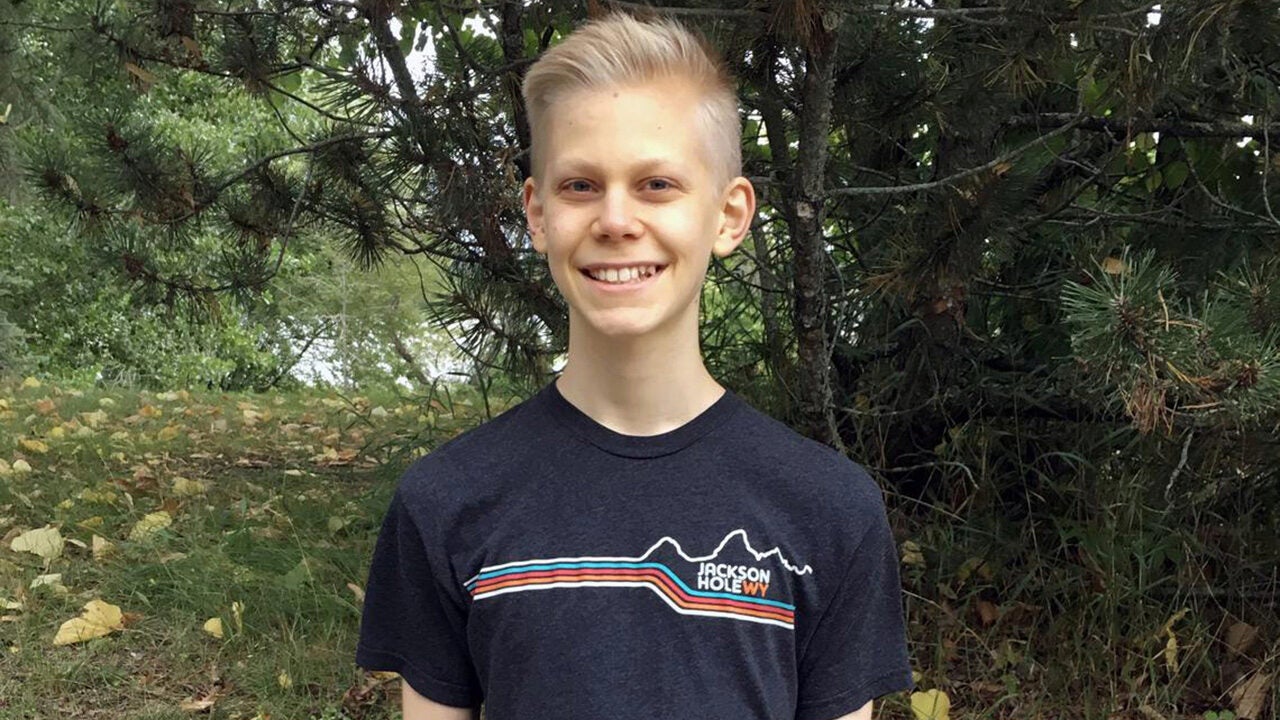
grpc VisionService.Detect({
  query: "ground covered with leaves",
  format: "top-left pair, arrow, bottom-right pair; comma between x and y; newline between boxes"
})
0,376 -> 488,719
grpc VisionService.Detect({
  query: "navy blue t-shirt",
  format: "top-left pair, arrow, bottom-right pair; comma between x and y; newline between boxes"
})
356,379 -> 913,720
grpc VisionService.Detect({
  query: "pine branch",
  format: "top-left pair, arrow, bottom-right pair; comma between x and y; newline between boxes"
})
1009,113 -> 1280,139
827,114 -> 1086,196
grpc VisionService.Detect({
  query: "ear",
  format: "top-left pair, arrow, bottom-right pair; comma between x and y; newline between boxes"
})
712,176 -> 756,258
522,177 -> 546,254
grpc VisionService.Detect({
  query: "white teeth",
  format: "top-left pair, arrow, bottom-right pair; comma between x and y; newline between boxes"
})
586,265 -> 660,284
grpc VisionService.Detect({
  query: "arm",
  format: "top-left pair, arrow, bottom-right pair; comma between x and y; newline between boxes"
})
402,681 -> 481,720
833,699 -> 873,720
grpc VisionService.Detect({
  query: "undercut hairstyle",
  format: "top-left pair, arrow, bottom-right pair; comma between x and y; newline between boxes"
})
520,13 -> 741,185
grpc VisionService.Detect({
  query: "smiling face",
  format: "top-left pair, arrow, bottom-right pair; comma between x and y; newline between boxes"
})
522,77 -> 755,345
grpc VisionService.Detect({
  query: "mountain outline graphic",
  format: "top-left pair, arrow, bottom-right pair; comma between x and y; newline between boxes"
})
463,529 -> 810,630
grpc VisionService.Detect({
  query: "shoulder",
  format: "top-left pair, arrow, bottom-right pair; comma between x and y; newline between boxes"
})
722,399 -> 888,530
394,391 -> 547,510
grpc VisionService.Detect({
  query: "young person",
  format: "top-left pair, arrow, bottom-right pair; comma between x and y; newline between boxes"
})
356,13 -> 913,720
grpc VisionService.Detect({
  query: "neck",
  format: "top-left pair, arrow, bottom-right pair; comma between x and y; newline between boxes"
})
555,312 -> 724,437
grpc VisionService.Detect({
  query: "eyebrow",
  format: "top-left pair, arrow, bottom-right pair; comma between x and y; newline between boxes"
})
550,157 -> 687,178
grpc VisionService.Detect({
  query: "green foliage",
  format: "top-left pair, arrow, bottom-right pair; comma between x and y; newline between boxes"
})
1063,250 -> 1280,430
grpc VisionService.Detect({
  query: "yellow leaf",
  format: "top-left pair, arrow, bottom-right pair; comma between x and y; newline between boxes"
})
11,459 -> 32,474
179,696 -> 216,712
10,526 -> 64,562
911,689 -> 951,720
231,600 -> 244,633
30,573 -> 68,594
171,477 -> 206,497
98,397 -> 115,407
53,599 -> 124,646
48,427 -> 65,440
128,511 -> 173,541
21,376 -> 42,389
0,459 -> 10,476
91,535 -> 115,561
158,425 -> 182,441
1163,633 -> 1178,673
19,439 -> 49,454
202,616 -> 224,639
277,669 -> 292,689
901,540 -> 926,567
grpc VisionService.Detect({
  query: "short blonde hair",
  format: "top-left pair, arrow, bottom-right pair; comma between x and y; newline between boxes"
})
521,13 -> 741,185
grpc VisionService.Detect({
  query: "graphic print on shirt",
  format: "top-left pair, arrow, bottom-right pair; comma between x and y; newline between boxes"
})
464,529 -> 811,630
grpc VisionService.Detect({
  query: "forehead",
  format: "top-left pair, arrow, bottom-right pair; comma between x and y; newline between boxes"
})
535,78 -> 714,179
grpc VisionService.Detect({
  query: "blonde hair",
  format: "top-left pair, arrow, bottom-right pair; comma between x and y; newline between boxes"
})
521,13 -> 741,185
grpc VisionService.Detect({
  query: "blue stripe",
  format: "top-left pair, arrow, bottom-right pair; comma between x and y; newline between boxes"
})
467,561 -> 795,611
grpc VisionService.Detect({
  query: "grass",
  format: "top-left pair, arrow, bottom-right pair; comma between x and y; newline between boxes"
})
0,375 -> 492,719
2,374 -> 1275,719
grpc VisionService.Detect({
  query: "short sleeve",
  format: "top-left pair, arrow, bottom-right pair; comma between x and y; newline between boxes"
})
355,484 -> 482,708
795,496 -> 914,720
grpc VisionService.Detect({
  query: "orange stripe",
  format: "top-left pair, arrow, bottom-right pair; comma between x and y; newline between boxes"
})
475,571 -> 793,623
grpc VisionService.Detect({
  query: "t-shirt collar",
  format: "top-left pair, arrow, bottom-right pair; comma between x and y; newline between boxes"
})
537,377 -> 744,458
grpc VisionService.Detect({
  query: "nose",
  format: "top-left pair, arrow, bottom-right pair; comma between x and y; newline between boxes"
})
592,187 -> 642,240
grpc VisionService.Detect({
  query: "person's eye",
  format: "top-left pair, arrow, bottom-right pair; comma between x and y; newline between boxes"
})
645,178 -> 674,192
564,180 -> 594,193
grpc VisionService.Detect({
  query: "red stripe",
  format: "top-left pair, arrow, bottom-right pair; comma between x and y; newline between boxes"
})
472,567 -> 793,621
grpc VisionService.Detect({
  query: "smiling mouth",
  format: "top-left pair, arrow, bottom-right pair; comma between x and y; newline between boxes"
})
579,265 -> 668,285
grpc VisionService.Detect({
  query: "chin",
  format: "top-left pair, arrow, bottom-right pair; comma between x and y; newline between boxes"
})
573,310 -> 670,340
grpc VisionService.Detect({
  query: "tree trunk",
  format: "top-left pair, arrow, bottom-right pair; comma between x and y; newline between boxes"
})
787,19 -> 844,452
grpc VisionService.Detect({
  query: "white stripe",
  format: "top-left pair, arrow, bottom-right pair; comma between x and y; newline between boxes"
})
471,580 -> 794,629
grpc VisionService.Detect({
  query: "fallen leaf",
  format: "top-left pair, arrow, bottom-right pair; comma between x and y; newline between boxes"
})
1226,620 -> 1259,656
901,540 -> 926,567
347,582 -> 365,604
11,459 -> 32,474
231,601 -> 244,633
277,669 -> 292,689
171,477 -> 206,497
10,525 -> 64,562
21,376 -> 41,389
202,617 -> 224,639
18,439 -> 48,454
976,600 -> 999,627
1231,671 -> 1273,719
179,695 -> 216,712
91,535 -> 116,561
128,511 -> 173,541
53,599 -> 124,645
30,573 -> 67,593
911,689 -> 951,720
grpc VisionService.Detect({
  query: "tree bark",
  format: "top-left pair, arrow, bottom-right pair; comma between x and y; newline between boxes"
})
787,18 -> 845,452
